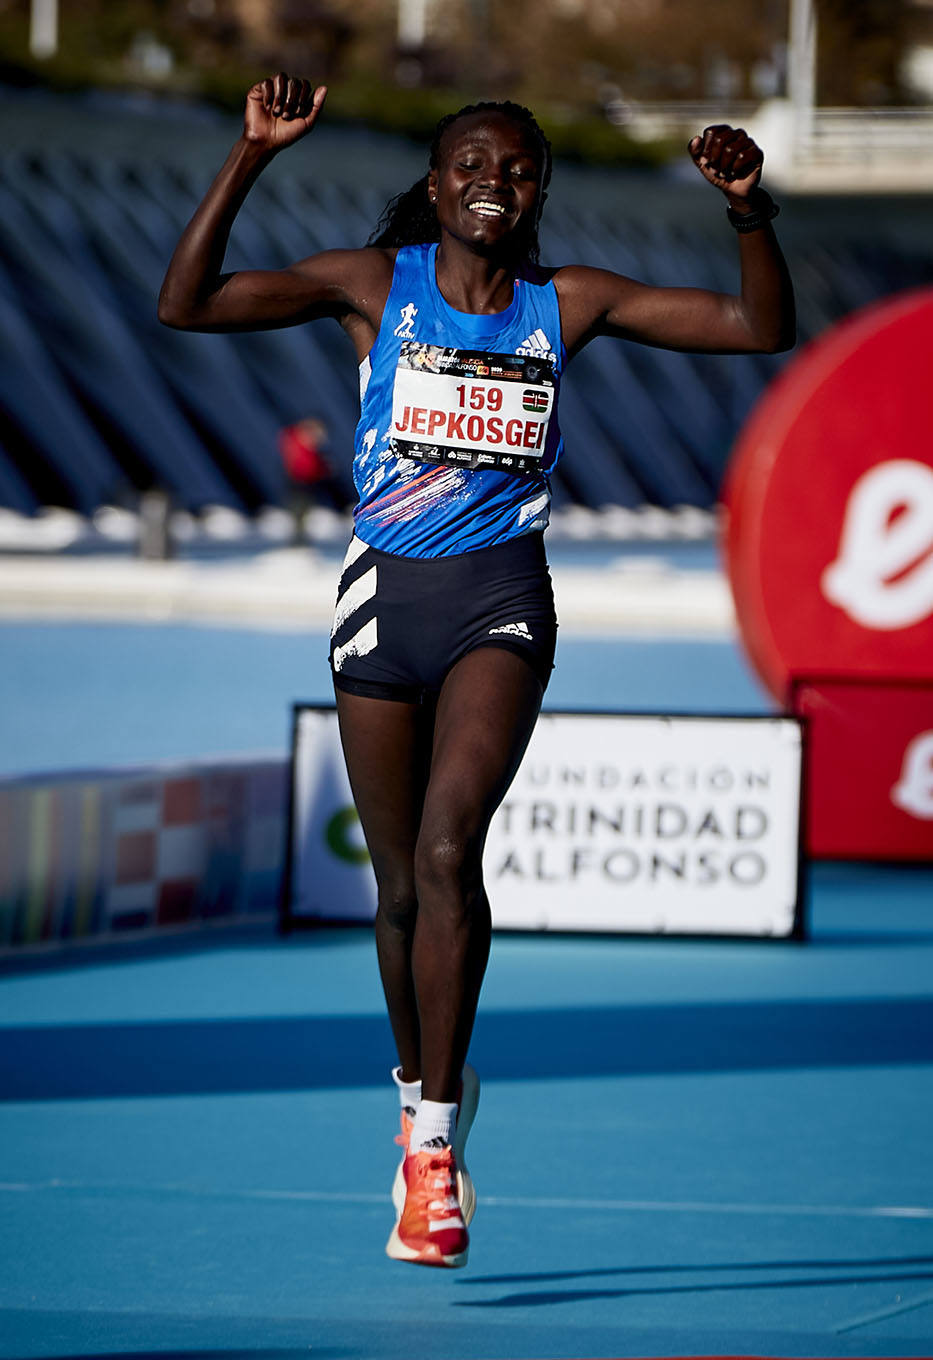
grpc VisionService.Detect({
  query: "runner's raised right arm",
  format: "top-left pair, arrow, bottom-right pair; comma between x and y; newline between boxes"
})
157,75 -> 389,336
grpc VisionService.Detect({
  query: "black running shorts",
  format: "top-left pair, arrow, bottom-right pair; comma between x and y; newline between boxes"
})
329,533 -> 557,703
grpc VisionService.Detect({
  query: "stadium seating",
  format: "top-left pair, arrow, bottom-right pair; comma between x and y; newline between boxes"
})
1,90 -> 931,524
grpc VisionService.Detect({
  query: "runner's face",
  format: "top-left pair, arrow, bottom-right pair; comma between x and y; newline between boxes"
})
429,113 -> 544,252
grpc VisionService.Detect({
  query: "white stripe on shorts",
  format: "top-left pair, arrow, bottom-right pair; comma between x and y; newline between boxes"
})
332,617 -> 378,673
342,534 -> 369,572
333,565 -> 377,635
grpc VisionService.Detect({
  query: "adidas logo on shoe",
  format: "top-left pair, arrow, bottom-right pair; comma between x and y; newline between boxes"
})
489,621 -> 533,639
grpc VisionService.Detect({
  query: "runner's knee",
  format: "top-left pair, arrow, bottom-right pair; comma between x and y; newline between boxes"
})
375,874 -> 418,935
414,827 -> 483,910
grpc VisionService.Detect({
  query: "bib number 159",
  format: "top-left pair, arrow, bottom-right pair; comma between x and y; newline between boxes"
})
457,384 -> 503,412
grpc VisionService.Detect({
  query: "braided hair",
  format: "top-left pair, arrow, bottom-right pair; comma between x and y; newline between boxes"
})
368,101 -> 552,263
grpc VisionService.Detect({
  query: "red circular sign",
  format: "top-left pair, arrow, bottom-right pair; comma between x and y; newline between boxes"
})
724,287 -> 933,704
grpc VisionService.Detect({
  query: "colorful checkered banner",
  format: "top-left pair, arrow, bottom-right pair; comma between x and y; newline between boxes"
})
286,708 -> 805,937
0,758 -> 287,950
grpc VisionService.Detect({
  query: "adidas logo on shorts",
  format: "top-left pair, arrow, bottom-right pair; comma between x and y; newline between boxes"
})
488,621 -> 533,639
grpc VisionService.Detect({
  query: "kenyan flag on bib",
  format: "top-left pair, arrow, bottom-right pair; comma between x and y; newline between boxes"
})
522,390 -> 549,412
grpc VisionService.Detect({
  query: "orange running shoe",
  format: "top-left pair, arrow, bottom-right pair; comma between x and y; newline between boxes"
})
385,1143 -> 469,1268
390,1103 -> 416,1218
390,1065 -> 479,1225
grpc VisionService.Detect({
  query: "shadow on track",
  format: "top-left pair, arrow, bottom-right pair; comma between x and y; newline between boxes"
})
453,1262 -> 933,1309
3,995 -> 932,1100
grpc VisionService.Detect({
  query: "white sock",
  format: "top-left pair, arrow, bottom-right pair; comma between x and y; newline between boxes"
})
391,1066 -> 421,1111
408,1099 -> 458,1152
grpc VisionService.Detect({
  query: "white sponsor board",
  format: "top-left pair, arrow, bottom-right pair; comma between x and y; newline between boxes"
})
287,708 -> 804,937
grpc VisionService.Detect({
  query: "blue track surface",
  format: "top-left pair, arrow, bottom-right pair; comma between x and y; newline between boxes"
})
2,614 -> 931,1358
1,870 -> 932,1359
0,622 -> 770,777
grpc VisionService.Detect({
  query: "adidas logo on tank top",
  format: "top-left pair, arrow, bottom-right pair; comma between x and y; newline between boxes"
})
516,328 -> 557,363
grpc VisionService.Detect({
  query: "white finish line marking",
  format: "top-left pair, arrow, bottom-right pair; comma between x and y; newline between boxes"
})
836,1286 -> 933,1334
1,1181 -> 931,1219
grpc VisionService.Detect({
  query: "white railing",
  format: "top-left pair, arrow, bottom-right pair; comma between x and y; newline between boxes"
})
613,100 -> 933,190
789,107 -> 933,188
607,101 -> 760,143
798,108 -> 933,161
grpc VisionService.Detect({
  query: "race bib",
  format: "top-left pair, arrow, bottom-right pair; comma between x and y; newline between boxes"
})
389,343 -> 555,477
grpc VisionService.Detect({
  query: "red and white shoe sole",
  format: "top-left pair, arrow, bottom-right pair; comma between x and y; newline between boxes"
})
385,1222 -> 469,1269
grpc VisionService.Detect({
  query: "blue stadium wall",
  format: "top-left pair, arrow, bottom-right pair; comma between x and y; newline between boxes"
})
2,86 -> 932,521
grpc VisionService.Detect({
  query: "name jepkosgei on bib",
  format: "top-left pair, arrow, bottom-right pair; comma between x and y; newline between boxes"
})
390,342 -> 556,478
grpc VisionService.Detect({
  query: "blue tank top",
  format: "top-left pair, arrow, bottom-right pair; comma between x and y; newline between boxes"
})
352,242 -> 565,557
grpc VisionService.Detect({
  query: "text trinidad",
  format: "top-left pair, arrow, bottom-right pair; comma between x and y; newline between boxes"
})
492,799 -> 775,888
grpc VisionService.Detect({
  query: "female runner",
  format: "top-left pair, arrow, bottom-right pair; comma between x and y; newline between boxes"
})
159,74 -> 795,1269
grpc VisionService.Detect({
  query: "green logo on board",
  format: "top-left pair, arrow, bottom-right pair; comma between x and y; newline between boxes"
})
325,806 -> 370,865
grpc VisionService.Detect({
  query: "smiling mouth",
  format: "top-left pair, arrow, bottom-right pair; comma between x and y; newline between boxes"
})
468,200 -> 507,218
